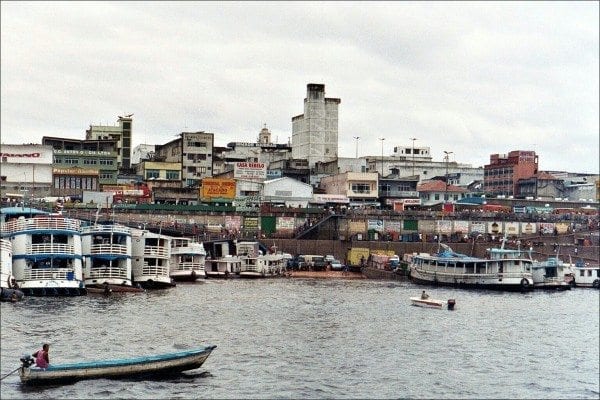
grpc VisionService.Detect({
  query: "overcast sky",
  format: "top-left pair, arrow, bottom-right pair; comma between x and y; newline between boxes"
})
1,1 -> 598,173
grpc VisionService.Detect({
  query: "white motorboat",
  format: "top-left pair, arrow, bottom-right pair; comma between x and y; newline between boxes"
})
531,256 -> 572,290
410,296 -> 456,310
205,255 -> 242,279
567,261 -> 600,288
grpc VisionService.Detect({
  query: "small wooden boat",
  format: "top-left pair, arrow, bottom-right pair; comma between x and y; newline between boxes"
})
410,297 -> 456,310
19,345 -> 216,385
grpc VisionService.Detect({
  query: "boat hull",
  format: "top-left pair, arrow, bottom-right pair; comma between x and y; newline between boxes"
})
410,272 -> 534,292
410,297 -> 445,309
19,345 -> 216,386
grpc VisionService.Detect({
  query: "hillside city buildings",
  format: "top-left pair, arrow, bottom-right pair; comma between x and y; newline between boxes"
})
1,83 -> 598,209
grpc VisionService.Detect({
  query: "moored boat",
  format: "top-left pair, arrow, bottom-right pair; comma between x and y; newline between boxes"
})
205,255 -> 242,279
18,345 -> 217,386
131,229 -> 175,289
567,261 -> 600,288
169,237 -> 207,281
81,223 -> 138,291
1,212 -> 86,296
531,256 -> 572,290
409,241 -> 534,292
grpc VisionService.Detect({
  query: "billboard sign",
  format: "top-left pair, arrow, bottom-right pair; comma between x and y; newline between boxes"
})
201,178 -> 236,200
234,162 -> 267,180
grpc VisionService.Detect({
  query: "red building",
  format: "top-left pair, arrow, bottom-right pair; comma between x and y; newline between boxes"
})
484,150 -> 538,196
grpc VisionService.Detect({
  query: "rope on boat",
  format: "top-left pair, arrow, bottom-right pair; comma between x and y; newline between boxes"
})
0,366 -> 20,380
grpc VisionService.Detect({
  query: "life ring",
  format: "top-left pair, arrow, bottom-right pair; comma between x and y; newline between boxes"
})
520,278 -> 530,289
593,279 -> 600,288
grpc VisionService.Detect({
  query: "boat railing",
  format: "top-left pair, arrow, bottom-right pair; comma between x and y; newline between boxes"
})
81,225 -> 131,235
175,261 -> 205,271
1,217 -> 80,235
87,266 -> 128,280
241,264 -> 261,273
142,246 -> 170,259
27,243 -> 75,255
90,243 -> 129,255
23,267 -> 74,281
141,264 -> 169,276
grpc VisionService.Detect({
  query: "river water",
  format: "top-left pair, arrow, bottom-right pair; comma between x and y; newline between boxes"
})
1,278 -> 598,399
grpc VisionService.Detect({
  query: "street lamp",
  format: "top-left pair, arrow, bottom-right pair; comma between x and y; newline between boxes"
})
443,150 -> 454,203
410,137 -> 417,176
379,138 -> 385,177
353,136 -> 360,159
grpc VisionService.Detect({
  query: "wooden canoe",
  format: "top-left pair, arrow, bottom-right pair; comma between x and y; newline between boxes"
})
19,345 -> 216,385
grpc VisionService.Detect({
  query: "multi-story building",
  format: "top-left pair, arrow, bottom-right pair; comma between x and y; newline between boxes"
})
417,180 -> 468,207
319,172 -> 379,206
0,144 -> 54,201
224,126 -> 291,169
292,83 -> 340,168
86,115 -> 133,170
42,136 -> 119,191
484,150 -> 538,196
155,131 -> 214,188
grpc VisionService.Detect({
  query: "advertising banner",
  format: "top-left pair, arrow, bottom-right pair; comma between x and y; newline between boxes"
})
487,221 -> 503,235
437,220 -> 452,234
368,220 -> 384,232
276,216 -> 295,231
384,220 -> 402,233
234,162 -> 267,179
453,220 -> 469,234
470,221 -> 486,234
539,223 -> 555,235
521,222 -> 536,235
505,221 -> 519,236
225,215 -> 241,231
243,216 -> 259,230
201,178 -> 236,200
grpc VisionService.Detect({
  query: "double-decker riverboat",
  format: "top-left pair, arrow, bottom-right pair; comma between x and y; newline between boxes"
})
131,229 -> 174,289
1,211 -> 86,296
81,223 -> 141,292
169,237 -> 206,281
409,242 -> 534,291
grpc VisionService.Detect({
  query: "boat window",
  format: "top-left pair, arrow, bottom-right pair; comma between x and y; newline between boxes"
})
587,270 -> 592,277
579,270 -> 585,277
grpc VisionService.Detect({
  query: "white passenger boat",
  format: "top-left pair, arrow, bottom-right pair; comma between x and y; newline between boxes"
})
1,214 -> 86,296
131,229 -> 175,289
410,297 -> 455,310
1,238 -> 13,289
263,253 -> 286,275
531,256 -> 572,290
81,223 -> 142,292
568,261 -> 600,288
205,255 -> 242,279
169,237 -> 206,281
409,242 -> 534,291
239,255 -> 268,278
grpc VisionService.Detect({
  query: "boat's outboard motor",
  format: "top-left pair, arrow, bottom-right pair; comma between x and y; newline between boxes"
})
447,299 -> 456,310
20,355 -> 34,368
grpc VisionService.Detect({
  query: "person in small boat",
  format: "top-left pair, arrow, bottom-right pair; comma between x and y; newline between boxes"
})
32,343 -> 50,368
421,290 -> 429,300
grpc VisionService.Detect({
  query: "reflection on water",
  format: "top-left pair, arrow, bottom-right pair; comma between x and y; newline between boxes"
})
1,279 -> 599,399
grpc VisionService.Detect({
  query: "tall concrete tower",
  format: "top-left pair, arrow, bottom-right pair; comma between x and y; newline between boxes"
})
291,84 -> 340,168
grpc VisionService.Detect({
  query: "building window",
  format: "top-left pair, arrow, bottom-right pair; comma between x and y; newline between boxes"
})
146,170 -> 159,179
166,170 -> 179,180
65,158 -> 78,164
351,183 -> 371,194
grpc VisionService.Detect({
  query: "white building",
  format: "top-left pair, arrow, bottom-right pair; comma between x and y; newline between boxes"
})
319,172 -> 379,206
131,144 -> 155,165
0,144 -> 54,200
262,177 -> 313,207
291,83 -> 340,168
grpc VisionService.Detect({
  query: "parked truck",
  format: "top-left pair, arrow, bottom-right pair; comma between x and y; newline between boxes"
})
347,247 -> 370,272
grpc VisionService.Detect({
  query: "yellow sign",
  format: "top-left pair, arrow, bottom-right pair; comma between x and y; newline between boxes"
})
201,178 -> 236,200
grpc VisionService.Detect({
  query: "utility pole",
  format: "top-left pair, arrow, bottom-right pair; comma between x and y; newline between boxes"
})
443,150 -> 453,205
410,137 -> 417,176
353,136 -> 360,159
379,138 -> 385,176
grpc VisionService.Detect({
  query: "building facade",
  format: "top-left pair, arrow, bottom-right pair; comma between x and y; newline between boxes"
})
86,115 -> 133,169
484,150 -> 538,196
291,83 -> 340,168
319,172 -> 379,206
155,131 -> 214,188
0,144 -> 54,200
